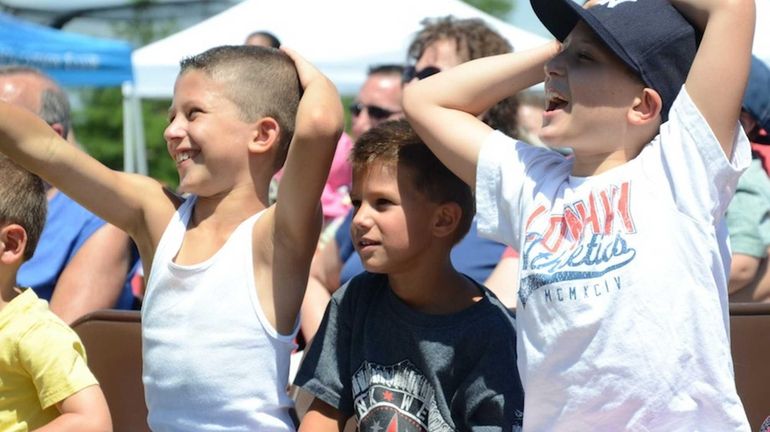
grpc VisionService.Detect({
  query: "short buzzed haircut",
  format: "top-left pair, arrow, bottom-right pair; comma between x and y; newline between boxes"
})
0,155 -> 47,261
351,119 -> 474,243
180,45 -> 301,170
0,66 -> 72,137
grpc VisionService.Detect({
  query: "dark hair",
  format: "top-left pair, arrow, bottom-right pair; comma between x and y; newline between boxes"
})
0,66 -> 71,137
368,64 -> 405,77
180,45 -> 301,170
245,30 -> 281,48
351,119 -> 474,243
407,16 -> 519,138
0,155 -> 47,261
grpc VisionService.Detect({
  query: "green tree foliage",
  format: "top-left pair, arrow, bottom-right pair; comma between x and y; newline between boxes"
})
462,0 -> 515,19
74,2 -> 179,187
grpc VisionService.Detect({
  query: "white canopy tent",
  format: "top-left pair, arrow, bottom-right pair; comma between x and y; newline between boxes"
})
131,0 -> 548,98
123,0 -> 549,172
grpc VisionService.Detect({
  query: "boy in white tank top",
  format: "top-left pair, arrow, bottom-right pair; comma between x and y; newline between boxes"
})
0,46 -> 343,431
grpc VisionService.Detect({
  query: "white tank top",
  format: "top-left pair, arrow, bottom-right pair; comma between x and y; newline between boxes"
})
142,196 -> 298,431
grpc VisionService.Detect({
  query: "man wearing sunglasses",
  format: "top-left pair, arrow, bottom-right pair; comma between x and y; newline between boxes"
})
349,64 -> 404,141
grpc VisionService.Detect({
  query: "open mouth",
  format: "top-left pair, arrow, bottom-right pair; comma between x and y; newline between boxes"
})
546,94 -> 569,112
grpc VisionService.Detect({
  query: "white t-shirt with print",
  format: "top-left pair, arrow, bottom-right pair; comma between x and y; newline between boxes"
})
476,88 -> 750,431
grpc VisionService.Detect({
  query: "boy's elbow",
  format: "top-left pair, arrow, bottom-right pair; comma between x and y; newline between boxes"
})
729,254 -> 760,293
402,84 -> 423,120
303,106 -> 344,142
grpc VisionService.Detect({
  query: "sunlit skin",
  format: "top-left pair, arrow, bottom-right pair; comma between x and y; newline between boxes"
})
349,160 -> 481,313
350,162 -> 440,276
350,73 -> 403,140
0,74 -> 48,114
540,21 -> 659,176
164,70 -> 267,199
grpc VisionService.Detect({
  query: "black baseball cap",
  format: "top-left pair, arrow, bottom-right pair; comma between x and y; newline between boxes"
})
531,0 -> 699,121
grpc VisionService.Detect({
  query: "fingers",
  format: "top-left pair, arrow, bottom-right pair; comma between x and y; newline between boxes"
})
280,46 -> 322,89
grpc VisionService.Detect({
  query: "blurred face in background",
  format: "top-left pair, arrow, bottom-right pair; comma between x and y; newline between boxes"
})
403,38 -> 464,86
349,72 -> 403,141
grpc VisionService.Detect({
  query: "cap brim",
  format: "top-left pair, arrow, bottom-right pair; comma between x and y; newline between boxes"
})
530,0 -> 582,42
530,0 -> 638,77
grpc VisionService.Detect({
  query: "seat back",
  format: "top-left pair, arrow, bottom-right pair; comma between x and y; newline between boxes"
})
71,309 -> 149,432
730,302 -> 770,430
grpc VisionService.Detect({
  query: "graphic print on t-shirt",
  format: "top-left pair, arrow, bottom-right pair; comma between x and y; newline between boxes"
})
519,181 -> 637,307
352,360 -> 452,432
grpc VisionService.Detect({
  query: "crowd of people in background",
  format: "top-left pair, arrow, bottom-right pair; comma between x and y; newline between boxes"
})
0,0 -> 767,429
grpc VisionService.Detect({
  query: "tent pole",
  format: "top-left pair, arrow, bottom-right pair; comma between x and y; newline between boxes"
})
121,82 -> 136,173
131,87 -> 148,175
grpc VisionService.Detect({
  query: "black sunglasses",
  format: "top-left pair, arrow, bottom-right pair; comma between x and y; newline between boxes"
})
349,102 -> 401,120
402,65 -> 442,83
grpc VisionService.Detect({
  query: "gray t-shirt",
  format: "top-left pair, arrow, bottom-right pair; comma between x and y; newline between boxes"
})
294,272 -> 524,431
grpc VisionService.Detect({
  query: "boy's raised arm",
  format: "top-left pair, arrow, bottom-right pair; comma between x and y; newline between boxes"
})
0,102 -> 167,240
673,0 -> 755,155
403,42 -> 559,188
274,48 -> 344,241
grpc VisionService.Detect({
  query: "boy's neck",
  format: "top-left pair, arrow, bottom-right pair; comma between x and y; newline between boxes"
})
570,149 -> 635,177
191,182 -> 270,227
567,123 -> 658,177
0,280 -> 22,312
387,255 -> 482,315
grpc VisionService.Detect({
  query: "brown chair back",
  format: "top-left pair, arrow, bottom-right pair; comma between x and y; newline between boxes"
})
730,302 -> 770,430
71,309 -> 149,432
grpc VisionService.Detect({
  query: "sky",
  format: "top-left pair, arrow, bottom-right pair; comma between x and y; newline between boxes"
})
507,2 -> 549,38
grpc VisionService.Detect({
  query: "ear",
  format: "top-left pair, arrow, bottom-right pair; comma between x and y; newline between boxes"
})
431,202 -> 462,239
48,122 -> 67,139
628,88 -> 662,125
247,117 -> 281,155
0,224 -> 27,265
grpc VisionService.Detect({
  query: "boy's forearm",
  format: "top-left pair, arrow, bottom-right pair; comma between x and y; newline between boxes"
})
404,42 -> 559,117
294,77 -> 344,144
0,101 -> 66,174
673,0 -> 754,154
670,0 -> 751,28
402,42 -> 559,187
299,398 -> 348,432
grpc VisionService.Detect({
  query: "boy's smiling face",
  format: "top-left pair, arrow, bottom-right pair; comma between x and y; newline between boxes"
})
350,161 -> 439,275
540,21 -> 650,157
165,70 -> 257,196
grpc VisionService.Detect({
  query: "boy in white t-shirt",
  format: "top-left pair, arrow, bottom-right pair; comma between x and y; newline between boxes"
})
403,0 -> 754,430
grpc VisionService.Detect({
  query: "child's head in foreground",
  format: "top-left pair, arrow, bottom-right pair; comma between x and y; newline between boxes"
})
168,45 -> 301,191
531,0 -> 699,149
0,155 -> 46,273
349,120 -> 474,273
